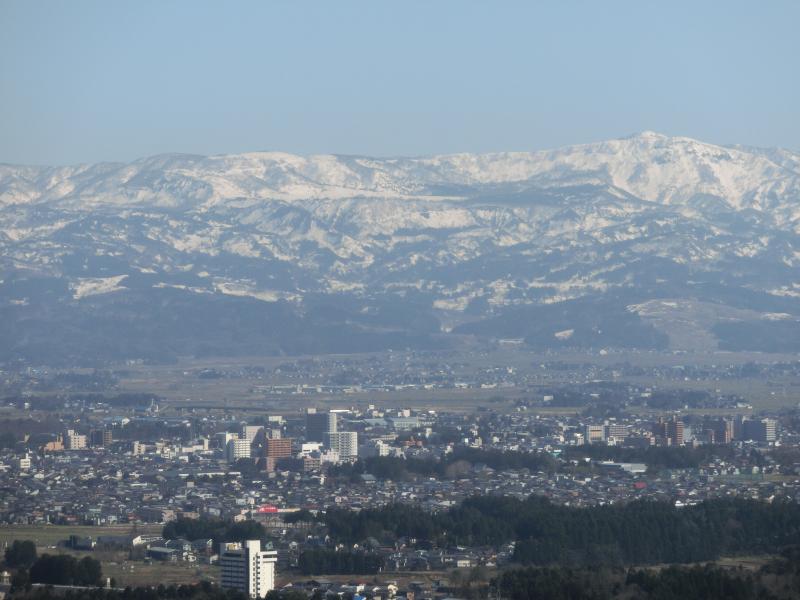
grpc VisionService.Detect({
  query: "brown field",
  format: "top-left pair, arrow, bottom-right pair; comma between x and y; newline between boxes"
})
0,524 -> 216,587
103,349 -> 800,417
0,524 -> 161,549
103,561 -> 219,587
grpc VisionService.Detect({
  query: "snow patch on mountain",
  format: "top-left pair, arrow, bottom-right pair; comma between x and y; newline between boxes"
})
213,279 -> 300,303
71,275 -> 128,299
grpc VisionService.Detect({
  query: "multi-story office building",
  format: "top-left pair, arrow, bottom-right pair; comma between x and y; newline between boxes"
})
763,418 -> 778,442
265,437 -> 293,459
306,410 -> 337,442
303,455 -> 322,472
89,430 -> 103,448
325,431 -> 358,459
264,437 -> 294,472
604,424 -> 628,441
226,438 -> 251,463
584,425 -> 605,444
219,540 -> 277,598
90,429 -> 113,448
743,418 -> 777,443
360,438 -> 391,457
667,417 -> 684,446
711,419 -> 733,444
733,415 -> 746,441
216,432 -> 237,449
65,430 -> 87,450
240,425 -> 263,445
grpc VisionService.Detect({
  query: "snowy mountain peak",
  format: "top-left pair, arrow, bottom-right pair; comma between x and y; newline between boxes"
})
625,130 -> 668,141
1,133 -> 798,214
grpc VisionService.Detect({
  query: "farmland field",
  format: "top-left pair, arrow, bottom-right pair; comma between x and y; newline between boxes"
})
0,524 -> 161,549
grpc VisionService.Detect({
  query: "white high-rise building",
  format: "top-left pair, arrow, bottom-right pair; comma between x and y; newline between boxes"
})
325,431 -> 358,459
219,540 -> 277,598
226,438 -> 251,463
761,418 -> 778,443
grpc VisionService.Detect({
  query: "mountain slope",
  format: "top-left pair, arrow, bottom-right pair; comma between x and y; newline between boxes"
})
1,132 -> 799,364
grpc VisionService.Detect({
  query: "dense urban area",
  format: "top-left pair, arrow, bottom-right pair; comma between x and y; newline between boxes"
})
2,352 -> 800,600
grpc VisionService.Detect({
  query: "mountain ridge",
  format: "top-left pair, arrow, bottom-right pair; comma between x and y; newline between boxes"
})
2,131 -> 800,213
1,132 -> 799,364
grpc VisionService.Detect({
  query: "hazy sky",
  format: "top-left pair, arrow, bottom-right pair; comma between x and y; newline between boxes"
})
1,1 -> 798,165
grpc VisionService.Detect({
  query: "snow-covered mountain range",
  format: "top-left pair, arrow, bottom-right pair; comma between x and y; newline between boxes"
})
2,132 -> 799,363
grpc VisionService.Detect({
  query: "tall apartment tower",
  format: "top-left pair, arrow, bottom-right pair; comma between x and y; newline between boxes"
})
264,437 -> 294,472
306,410 -> 337,442
90,429 -> 113,448
762,418 -> 778,443
667,417 -> 685,446
219,540 -> 277,599
325,431 -> 358,459
64,430 -> 87,450
265,437 -> 293,459
226,438 -> 251,463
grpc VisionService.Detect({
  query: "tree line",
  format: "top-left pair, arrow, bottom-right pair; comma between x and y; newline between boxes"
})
324,495 -> 800,566
162,518 -> 266,547
298,549 -> 384,575
494,548 -> 800,600
561,443 -> 737,470
4,582 -> 313,600
495,564 -> 760,600
329,448 -> 557,482
5,540 -> 103,588
330,445 -> 739,484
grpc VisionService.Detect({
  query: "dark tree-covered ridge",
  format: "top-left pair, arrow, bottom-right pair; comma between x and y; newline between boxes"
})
324,495 -> 800,566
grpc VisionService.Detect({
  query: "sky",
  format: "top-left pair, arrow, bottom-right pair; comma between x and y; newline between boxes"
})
1,1 -> 798,165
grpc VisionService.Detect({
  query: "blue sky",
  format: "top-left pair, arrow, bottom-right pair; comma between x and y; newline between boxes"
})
1,1 -> 798,164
